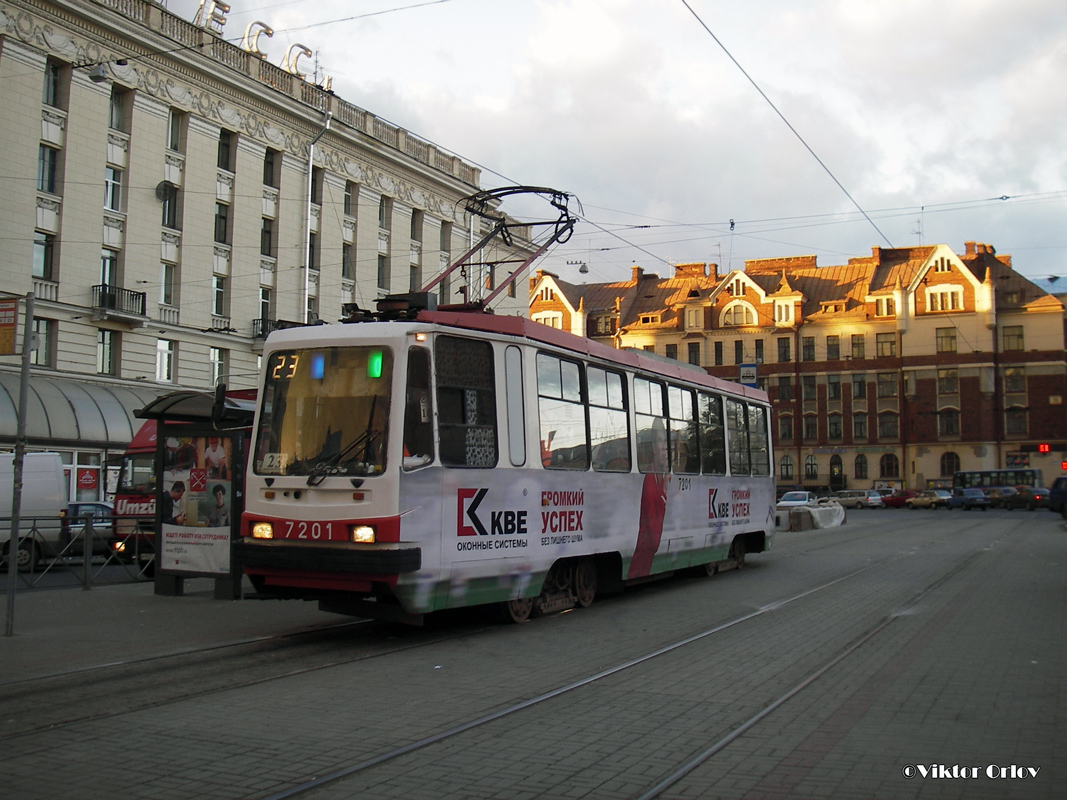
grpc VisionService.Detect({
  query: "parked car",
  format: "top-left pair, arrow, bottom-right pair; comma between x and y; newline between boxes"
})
776,491 -> 821,508
906,490 -> 952,509
59,502 -> 116,555
883,489 -> 919,508
983,486 -> 1017,508
1003,486 -> 1049,511
949,488 -> 990,510
1045,477 -> 1067,516
834,489 -> 885,509
875,488 -> 895,498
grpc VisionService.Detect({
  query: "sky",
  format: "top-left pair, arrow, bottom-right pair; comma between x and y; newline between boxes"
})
168,0 -> 1067,287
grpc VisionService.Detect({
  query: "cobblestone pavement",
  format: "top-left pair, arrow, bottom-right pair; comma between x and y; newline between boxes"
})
1,509 -> 1063,799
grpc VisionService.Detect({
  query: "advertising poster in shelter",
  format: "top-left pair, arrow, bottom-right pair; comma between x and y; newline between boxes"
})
159,434 -> 234,575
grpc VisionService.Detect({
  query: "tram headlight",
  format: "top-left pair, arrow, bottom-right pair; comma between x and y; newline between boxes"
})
350,525 -> 376,544
251,522 -> 274,539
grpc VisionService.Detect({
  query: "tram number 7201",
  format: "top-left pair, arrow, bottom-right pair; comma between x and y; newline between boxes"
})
283,520 -> 336,540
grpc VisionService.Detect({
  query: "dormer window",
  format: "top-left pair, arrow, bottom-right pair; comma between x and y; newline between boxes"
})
721,301 -> 755,326
685,307 -> 703,330
774,302 -> 793,324
727,278 -> 746,297
934,257 -> 951,273
639,314 -> 660,324
537,287 -> 554,302
875,297 -> 895,317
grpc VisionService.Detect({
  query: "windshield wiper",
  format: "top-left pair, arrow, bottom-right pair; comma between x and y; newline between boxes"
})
305,397 -> 378,486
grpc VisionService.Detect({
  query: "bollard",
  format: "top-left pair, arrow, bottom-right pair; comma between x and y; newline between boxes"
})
82,511 -> 92,590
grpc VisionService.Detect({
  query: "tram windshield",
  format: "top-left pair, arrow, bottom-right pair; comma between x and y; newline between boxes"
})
254,347 -> 394,478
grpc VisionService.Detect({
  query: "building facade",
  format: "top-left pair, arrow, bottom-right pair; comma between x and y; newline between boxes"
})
530,243 -> 1067,492
0,0 -> 531,500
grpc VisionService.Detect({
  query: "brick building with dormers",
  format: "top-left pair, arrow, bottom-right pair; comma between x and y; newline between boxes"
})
530,242 -> 1067,492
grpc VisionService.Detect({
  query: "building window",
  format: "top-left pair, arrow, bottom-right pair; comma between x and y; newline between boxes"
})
734,340 -> 744,364
97,329 -> 118,375
214,202 -> 229,244
777,376 -> 792,402
938,408 -> 960,436
851,334 -> 865,360
775,302 -> 793,324
876,332 -> 896,358
104,167 -> 122,211
260,218 -> 274,257
686,308 -> 703,330
754,339 -> 764,363
1004,368 -> 1025,394
1005,407 -> 1028,435
875,297 -> 895,317
878,412 -> 899,438
308,232 -> 319,272
935,327 -> 957,353
410,263 -> 420,292
780,455 -> 794,479
33,232 -> 55,280
804,455 -> 818,479
156,339 -> 175,382
779,414 -> 793,440
940,451 -> 960,477
879,453 -> 900,478
934,256 -> 951,273
160,262 -> 178,306
937,369 -> 958,394
100,248 -> 119,287
828,414 -> 842,439
162,187 -> 180,229
1002,326 -> 1024,351
852,373 -> 867,399
377,254 -> 389,291
853,413 -> 868,439
855,453 -> 868,479
209,347 -> 228,385
263,148 -> 279,187
665,344 -> 678,361
802,336 -> 815,361
379,196 -> 392,229
43,59 -> 66,109
802,375 -> 816,401
803,415 -> 817,439
259,287 -> 272,322
777,337 -> 790,362
722,302 -> 755,326
310,166 -> 324,205
212,275 -> 227,317
714,341 -> 723,366
343,181 -> 356,215
927,289 -> 962,311
688,342 -> 700,365
30,318 -> 56,367
342,243 -> 354,280
218,130 -> 234,171
827,374 -> 841,400
108,87 -> 128,131
167,109 -> 184,152
877,373 -> 897,398
38,145 -> 59,193
826,335 -> 840,360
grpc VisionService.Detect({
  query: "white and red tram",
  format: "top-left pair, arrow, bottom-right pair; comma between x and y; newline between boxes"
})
238,305 -> 775,623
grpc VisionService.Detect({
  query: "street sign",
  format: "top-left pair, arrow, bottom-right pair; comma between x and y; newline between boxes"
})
738,363 -> 758,387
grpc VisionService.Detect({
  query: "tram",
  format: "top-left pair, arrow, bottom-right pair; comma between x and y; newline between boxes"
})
236,296 -> 776,624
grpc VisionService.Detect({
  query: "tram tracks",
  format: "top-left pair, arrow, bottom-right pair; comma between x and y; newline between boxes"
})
251,519 -> 1011,800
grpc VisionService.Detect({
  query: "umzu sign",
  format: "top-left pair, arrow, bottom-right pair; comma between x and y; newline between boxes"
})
115,496 -> 155,517
456,488 -> 529,552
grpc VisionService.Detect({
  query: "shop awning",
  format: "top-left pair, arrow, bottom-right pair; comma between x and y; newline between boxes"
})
0,372 -> 167,450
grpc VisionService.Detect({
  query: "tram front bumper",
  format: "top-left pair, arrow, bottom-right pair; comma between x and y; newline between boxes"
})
234,540 -> 421,574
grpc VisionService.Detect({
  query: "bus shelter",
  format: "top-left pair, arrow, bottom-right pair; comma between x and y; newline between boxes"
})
135,390 -> 254,600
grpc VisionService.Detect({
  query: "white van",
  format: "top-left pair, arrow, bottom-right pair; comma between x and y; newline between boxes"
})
1,452 -> 68,570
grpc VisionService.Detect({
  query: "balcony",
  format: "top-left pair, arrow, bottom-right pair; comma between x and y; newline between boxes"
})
252,318 -> 305,340
91,284 -> 146,326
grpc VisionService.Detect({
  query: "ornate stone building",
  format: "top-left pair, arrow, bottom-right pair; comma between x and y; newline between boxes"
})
530,243 -> 1067,491
0,0 -> 532,499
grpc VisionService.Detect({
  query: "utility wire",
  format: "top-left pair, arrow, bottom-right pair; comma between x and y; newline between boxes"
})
678,0 -> 893,248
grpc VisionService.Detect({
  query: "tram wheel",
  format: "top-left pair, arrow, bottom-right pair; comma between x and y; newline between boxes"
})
501,596 -> 534,624
702,562 -> 718,577
574,558 -> 597,608
731,537 -> 746,569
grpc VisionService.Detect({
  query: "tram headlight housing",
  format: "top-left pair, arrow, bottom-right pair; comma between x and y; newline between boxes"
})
350,525 -> 376,544
251,522 -> 274,539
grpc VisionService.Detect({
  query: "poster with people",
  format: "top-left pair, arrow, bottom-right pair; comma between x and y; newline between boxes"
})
159,434 -> 233,576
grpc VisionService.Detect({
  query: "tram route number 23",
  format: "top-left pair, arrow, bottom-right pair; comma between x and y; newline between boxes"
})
282,520 -> 335,540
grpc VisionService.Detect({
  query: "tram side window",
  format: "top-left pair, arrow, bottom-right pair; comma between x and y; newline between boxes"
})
726,398 -> 751,475
699,393 -> 727,475
635,377 -> 668,474
537,353 -> 589,470
748,404 -> 771,476
435,336 -> 497,468
588,365 -> 630,472
403,347 -> 434,469
668,385 -> 699,475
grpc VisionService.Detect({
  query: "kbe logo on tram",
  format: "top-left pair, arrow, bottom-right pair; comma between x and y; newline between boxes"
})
457,488 -> 529,551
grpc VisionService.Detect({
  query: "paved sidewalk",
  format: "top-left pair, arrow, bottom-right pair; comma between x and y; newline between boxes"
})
0,579 -> 329,681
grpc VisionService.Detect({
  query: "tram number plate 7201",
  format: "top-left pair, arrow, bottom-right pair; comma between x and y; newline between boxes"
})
281,520 -> 336,540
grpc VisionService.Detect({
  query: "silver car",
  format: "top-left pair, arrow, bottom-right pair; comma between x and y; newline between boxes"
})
834,489 -> 885,509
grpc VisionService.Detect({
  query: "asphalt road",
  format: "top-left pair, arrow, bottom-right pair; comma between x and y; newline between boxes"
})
2,507 -> 1064,800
